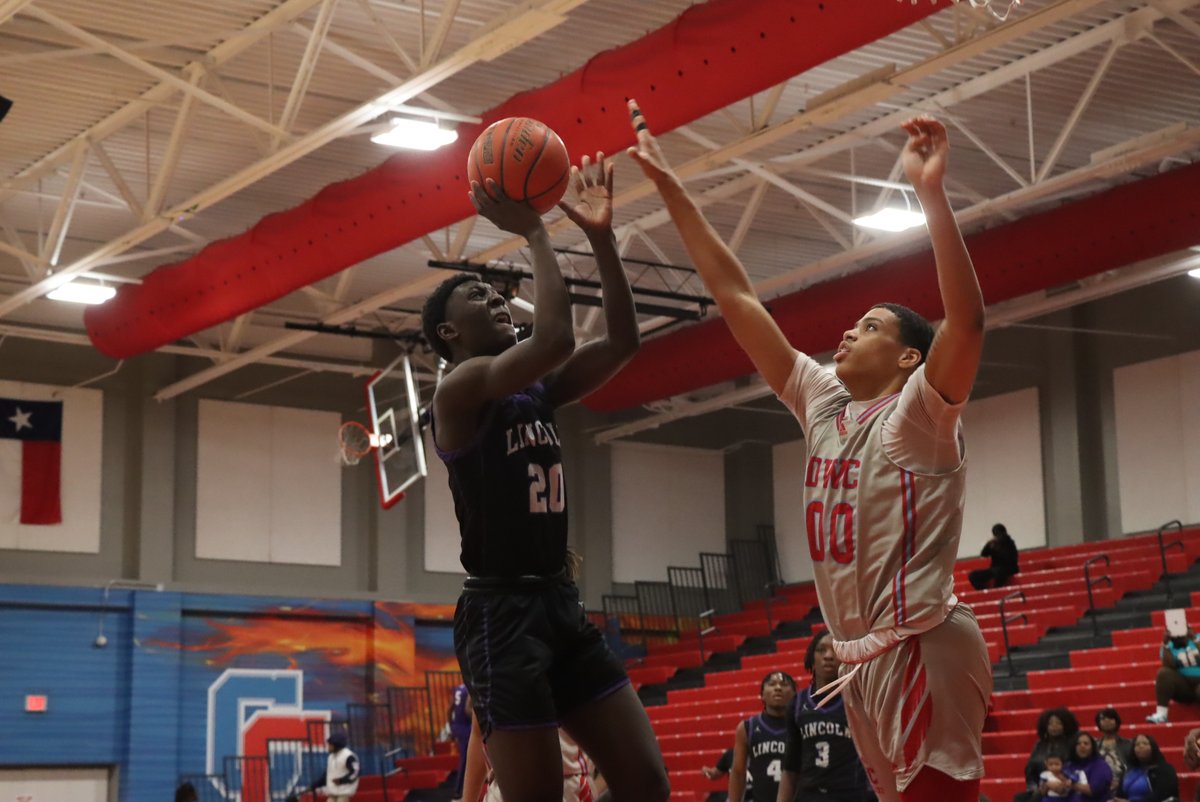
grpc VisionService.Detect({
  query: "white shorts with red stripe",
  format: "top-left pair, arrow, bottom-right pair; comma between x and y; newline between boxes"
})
841,603 -> 992,801
482,774 -> 592,802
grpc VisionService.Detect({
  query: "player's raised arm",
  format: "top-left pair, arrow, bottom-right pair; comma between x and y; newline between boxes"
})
544,153 -> 640,407
435,181 -> 575,413
626,100 -> 798,396
903,116 -> 985,404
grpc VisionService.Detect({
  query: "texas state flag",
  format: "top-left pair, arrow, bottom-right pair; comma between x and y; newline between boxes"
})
0,397 -> 63,525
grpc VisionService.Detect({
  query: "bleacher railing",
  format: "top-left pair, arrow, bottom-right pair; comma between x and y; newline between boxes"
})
265,738 -> 321,802
348,702 -> 394,801
998,590 -> 1027,676
1084,554 -> 1113,638
387,686 -> 434,759
223,755 -> 270,802
1156,519 -> 1187,605
425,668 -> 464,737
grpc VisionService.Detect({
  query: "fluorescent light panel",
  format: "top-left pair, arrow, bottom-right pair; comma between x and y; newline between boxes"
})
370,118 -> 458,151
47,281 -> 116,305
1188,268 -> 1200,280
853,208 -> 927,233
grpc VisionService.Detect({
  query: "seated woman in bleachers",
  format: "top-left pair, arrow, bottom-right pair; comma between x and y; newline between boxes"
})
969,523 -> 1020,590
1095,707 -> 1133,793
1064,732 -> 1113,802
1113,734 -> 1179,802
1148,625 -> 1200,724
1018,707 -> 1081,801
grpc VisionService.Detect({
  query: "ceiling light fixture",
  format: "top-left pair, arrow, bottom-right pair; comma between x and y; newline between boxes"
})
1188,268 -> 1200,280
370,118 -> 458,151
47,280 -> 117,305
853,208 -> 927,233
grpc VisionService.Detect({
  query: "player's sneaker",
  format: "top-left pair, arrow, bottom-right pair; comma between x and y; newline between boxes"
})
1146,711 -> 1169,724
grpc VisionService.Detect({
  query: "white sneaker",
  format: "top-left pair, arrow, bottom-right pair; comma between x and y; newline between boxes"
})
1146,711 -> 1168,724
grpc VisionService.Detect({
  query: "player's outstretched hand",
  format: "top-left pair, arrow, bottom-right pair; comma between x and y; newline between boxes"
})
901,115 -> 950,196
625,99 -> 677,187
469,178 -> 545,239
558,152 -> 614,234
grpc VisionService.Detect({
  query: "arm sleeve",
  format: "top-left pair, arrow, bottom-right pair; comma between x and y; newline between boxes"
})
782,706 -> 804,773
881,364 -> 966,475
776,353 -> 849,438
1150,762 -> 1179,802
716,747 -> 734,774
336,754 -> 358,783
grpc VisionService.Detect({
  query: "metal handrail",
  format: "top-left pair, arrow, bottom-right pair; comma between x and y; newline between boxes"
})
1084,554 -> 1113,638
1157,519 -> 1186,605
763,581 -> 783,633
999,590 -> 1028,676
697,608 -> 717,662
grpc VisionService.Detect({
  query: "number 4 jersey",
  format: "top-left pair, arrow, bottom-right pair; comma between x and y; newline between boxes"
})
434,382 -> 567,578
745,713 -> 788,802
778,356 -> 968,663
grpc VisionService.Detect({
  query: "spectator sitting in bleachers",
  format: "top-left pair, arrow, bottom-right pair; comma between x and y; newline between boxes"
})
1064,732 -> 1113,802
1113,733 -> 1178,802
1017,707 -> 1080,802
1148,626 -> 1200,724
1096,707 -> 1133,793
969,523 -> 1020,590
1039,750 -> 1071,798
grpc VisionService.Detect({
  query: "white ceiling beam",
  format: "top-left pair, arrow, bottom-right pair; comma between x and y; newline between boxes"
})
940,110 -> 1029,188
22,6 -> 291,141
1150,0 -> 1200,39
754,83 -> 788,130
355,0 -> 422,73
0,228 -> 43,278
422,0 -> 463,68
41,142 -> 89,267
1035,38 -> 1121,182
728,179 -> 770,256
293,21 -> 457,113
0,0 -> 33,26
145,65 -> 203,220
0,0 -> 329,203
0,0 -> 591,328
146,0 -> 1156,399
276,0 -> 339,140
1147,31 -> 1200,77
90,244 -> 200,268
89,141 -> 145,219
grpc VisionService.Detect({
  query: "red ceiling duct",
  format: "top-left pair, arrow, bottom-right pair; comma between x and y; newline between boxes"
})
583,160 -> 1200,411
85,0 -> 943,358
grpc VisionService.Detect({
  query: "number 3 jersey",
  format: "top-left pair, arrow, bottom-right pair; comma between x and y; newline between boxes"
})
434,382 -> 567,578
778,355 -> 968,664
784,686 -> 873,800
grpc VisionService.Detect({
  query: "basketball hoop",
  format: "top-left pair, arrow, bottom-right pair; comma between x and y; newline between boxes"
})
338,421 -> 374,466
905,0 -> 1023,22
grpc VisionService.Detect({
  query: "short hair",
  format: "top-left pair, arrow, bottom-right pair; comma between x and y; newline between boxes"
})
804,630 -> 831,672
1043,749 -> 1066,764
992,523 -> 1009,538
421,274 -> 478,361
760,670 -> 796,694
1095,707 -> 1121,728
872,302 -> 935,365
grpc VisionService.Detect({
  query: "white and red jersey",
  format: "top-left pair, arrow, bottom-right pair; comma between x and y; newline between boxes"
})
482,731 -> 592,802
778,355 -> 968,664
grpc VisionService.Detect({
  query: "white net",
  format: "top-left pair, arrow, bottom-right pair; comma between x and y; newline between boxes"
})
338,421 -> 373,466
903,0 -> 1024,22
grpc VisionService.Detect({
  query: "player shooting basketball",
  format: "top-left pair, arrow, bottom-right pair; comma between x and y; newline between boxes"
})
626,101 -> 991,802
421,154 -> 669,802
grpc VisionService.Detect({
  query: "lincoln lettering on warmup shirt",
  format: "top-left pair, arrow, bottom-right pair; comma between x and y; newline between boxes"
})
745,713 -> 788,802
785,687 -> 872,799
436,382 -> 567,578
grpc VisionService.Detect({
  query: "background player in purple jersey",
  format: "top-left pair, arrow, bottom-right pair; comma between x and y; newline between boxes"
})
421,156 -> 667,802
729,671 -> 796,802
626,98 -> 989,802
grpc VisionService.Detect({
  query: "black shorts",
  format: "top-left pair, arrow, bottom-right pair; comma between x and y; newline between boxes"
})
453,574 -> 628,739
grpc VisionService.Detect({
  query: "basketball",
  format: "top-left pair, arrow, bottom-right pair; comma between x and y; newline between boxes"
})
467,117 -> 570,214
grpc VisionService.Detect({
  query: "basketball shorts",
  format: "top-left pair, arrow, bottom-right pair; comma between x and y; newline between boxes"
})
454,574 -> 629,739
842,603 -> 992,801
483,773 -> 591,802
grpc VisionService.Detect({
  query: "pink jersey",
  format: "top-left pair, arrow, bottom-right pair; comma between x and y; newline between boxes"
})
779,356 -> 967,663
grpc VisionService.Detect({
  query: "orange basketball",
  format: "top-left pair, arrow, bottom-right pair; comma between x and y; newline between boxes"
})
467,117 -> 570,215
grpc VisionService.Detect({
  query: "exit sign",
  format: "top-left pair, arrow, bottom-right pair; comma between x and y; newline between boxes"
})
24,694 -> 48,713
